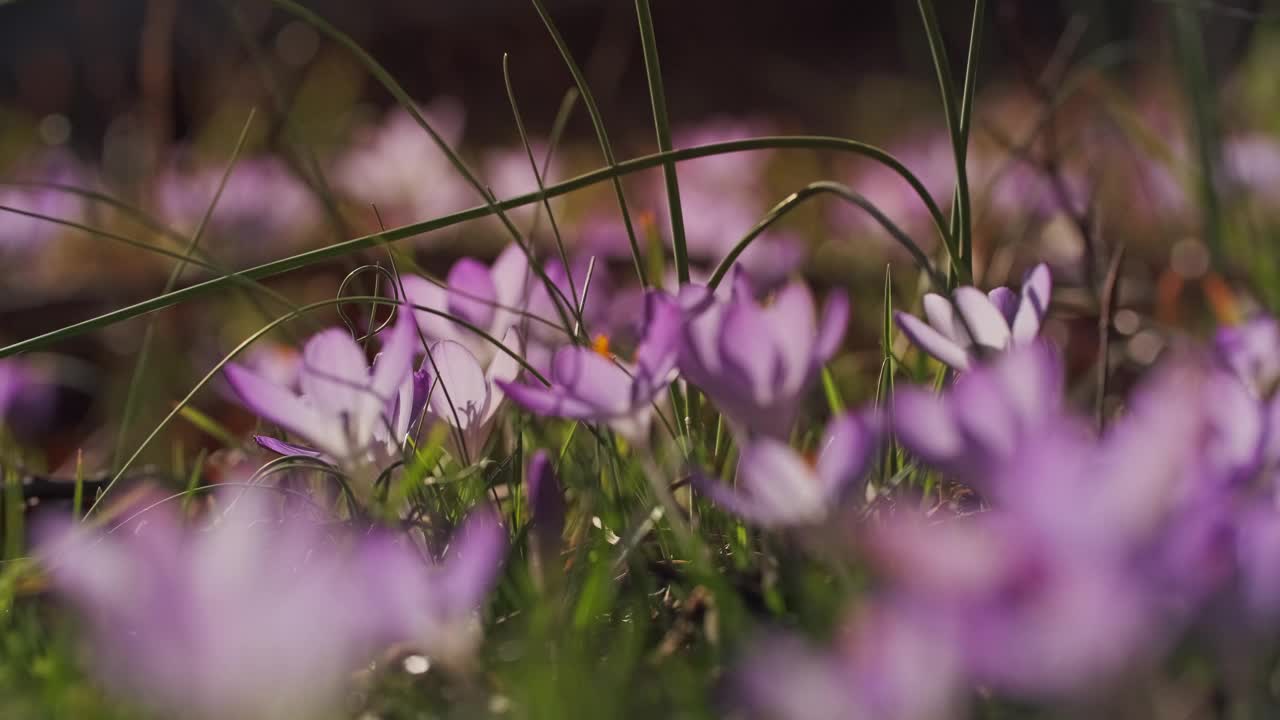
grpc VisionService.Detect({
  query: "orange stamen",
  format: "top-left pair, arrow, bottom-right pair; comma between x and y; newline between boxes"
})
592,334 -> 612,359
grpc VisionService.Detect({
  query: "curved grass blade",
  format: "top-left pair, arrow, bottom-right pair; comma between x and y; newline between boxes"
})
708,180 -> 948,291
0,136 -> 949,358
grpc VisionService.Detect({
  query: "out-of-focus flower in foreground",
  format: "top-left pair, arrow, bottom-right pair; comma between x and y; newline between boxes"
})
734,601 -> 962,720
895,263 -> 1052,371
696,413 -> 877,527
891,342 -> 1068,486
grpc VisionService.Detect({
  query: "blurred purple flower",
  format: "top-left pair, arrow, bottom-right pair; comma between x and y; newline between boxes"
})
895,262 -> 1052,370
224,313 -> 418,467
734,601 -> 962,720
334,100 -> 471,227
156,155 -> 320,260
41,496 -> 382,718
696,413 -> 877,526
1215,314 -> 1280,397
482,142 -> 564,229
678,271 -> 847,439
499,290 -> 682,443
362,505 -> 508,662
0,153 -> 87,255
41,493 -> 506,718
891,342 -> 1069,487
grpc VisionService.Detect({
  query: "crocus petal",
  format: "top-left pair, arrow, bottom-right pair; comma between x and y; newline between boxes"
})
633,291 -> 683,397
764,282 -> 817,394
954,287 -> 1012,350
225,363 -> 346,458
692,473 -> 764,521
1011,262 -> 1052,343
815,413 -> 876,495
252,435 -> 324,459
399,275 -> 459,343
439,506 -> 508,616
988,287 -> 1018,322
446,258 -> 498,331
425,341 -> 489,431
299,329 -> 373,422
550,347 -> 634,415
371,312 -> 417,396
815,290 -> 850,362
720,299 -> 781,406
490,243 -> 531,324
891,387 -> 965,466
737,438 -> 828,525
895,311 -> 971,370
923,293 -> 968,346
480,328 -> 523,427
498,380 -> 599,420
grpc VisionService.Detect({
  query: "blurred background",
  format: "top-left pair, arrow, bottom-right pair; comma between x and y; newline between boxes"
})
0,0 -> 1271,472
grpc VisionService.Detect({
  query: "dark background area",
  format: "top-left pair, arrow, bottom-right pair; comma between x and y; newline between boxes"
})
1,0 -> 1254,154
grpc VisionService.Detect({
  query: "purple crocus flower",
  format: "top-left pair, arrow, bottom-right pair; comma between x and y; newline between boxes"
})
419,332 -> 522,456
499,291 -> 682,443
890,342 -> 1070,487
399,244 -> 532,369
678,270 -> 848,439
895,262 -> 1052,371
223,312 -> 418,468
696,413 -> 877,527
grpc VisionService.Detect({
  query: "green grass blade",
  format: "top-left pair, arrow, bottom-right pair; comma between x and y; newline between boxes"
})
502,54 -> 586,335
531,0 -> 649,287
708,180 -> 948,291
634,0 -> 688,286
916,0 -> 971,283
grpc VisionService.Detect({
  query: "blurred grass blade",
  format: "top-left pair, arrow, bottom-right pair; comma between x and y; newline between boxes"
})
178,405 -> 240,448
112,109 -> 257,472
1171,0 -> 1225,267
